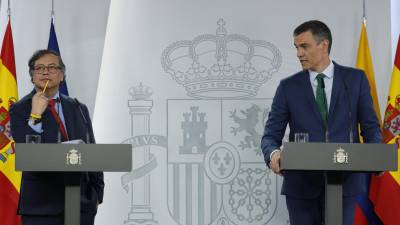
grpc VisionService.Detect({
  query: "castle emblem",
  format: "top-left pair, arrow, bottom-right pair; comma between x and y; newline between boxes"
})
180,106 -> 208,154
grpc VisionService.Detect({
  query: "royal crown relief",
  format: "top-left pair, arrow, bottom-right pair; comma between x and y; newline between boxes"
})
161,18 -> 282,99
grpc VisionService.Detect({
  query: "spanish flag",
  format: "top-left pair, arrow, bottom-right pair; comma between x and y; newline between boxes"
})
0,18 -> 21,225
369,35 -> 400,225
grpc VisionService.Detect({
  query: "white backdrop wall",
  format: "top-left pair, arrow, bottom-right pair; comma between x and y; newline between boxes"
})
0,0 -> 398,225
0,0 -> 110,116
93,0 -> 392,225
392,0 -> 400,63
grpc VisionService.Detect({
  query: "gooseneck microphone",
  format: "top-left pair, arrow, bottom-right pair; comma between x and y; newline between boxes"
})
74,98 -> 91,182
74,98 -> 90,144
342,79 -> 354,143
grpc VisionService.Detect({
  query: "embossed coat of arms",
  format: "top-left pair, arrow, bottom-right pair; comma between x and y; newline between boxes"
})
161,18 -> 282,225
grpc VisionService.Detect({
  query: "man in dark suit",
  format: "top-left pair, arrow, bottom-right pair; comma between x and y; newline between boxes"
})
261,20 -> 382,225
10,49 -> 104,225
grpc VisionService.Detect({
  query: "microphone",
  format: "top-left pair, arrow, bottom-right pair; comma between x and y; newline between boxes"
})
74,98 -> 91,182
74,98 -> 90,144
342,79 -> 353,143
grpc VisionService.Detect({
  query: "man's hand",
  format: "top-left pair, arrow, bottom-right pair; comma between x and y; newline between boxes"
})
269,150 -> 283,176
31,92 -> 49,117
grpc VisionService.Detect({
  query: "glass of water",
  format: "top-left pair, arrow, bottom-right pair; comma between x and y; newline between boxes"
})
26,134 -> 41,144
294,133 -> 309,143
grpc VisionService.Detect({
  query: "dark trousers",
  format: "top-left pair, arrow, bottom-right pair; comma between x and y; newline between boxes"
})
286,194 -> 357,225
21,212 -> 96,225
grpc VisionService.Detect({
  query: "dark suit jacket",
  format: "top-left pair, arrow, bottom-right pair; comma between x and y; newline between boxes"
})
261,62 -> 382,199
10,90 -> 104,215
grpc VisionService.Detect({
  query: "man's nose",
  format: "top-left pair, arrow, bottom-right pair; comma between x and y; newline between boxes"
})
297,49 -> 304,58
42,67 -> 50,74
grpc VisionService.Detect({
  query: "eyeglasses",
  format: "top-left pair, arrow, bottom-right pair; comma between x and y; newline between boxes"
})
33,65 -> 61,74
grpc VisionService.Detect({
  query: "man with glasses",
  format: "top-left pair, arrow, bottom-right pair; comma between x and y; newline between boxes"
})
10,49 -> 104,225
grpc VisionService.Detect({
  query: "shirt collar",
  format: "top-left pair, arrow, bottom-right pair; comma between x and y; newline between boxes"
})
49,91 -> 60,101
309,60 -> 334,80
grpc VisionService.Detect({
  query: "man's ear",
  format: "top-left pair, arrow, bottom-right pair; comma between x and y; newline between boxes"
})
322,39 -> 329,52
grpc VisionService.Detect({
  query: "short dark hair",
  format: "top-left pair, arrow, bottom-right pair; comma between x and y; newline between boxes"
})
293,20 -> 332,53
28,49 -> 66,77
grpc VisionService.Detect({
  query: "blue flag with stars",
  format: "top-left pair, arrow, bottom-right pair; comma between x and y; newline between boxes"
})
48,17 -> 69,96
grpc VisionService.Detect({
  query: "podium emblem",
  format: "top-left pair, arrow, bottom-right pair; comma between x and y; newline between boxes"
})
66,148 -> 82,165
333,147 -> 348,164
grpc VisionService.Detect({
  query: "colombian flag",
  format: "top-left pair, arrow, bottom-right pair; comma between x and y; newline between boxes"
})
369,35 -> 400,225
0,18 -> 22,225
353,19 -> 383,225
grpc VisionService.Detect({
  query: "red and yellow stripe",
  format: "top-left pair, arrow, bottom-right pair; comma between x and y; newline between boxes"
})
369,36 -> 400,225
0,18 -> 21,225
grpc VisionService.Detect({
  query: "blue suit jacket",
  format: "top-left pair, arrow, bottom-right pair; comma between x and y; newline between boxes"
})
261,62 -> 382,199
10,90 -> 104,215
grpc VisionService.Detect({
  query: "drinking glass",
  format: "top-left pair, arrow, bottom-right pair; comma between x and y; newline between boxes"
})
25,134 -> 41,144
294,133 -> 309,143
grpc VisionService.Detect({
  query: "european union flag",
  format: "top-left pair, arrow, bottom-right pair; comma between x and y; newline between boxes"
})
48,18 -> 69,96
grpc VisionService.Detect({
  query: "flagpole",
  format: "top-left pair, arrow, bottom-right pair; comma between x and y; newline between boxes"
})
47,0 -> 69,95
363,0 -> 366,25
51,0 -> 55,21
7,0 -> 10,18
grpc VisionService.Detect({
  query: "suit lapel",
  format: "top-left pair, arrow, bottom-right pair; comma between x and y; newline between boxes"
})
328,63 -> 344,122
60,95 -> 75,140
301,70 -> 325,125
